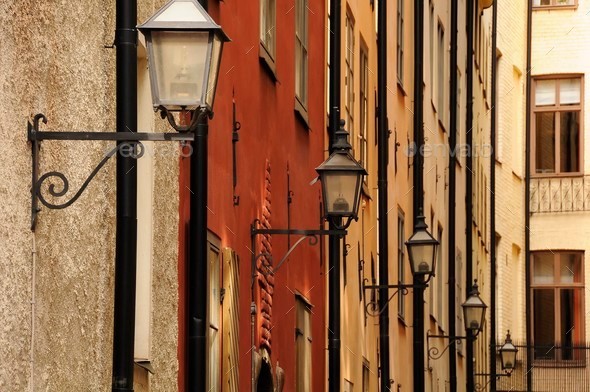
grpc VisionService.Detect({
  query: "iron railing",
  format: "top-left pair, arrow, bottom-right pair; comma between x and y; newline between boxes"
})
530,175 -> 590,214
482,341 -> 590,391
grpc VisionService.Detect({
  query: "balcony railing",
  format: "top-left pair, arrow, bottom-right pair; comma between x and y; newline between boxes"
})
486,341 -> 590,392
530,175 -> 590,214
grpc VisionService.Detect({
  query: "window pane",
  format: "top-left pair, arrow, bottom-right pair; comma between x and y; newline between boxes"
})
560,78 -> 580,105
533,253 -> 555,284
560,111 -> 580,173
535,112 -> 555,173
560,253 -> 582,283
536,80 -> 556,106
560,288 -> 582,359
534,289 -> 555,359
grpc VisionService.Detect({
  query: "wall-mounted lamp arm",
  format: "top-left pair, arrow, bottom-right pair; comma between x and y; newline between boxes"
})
27,113 -> 195,231
362,282 -> 427,317
474,372 -> 512,391
427,330 -> 477,370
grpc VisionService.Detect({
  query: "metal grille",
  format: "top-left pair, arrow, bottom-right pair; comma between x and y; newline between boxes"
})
486,342 -> 590,392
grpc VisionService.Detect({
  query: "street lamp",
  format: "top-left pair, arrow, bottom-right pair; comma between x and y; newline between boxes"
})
316,121 -> 367,225
405,212 -> 439,279
138,1 -> 228,391
499,330 -> 518,373
138,0 -> 229,130
462,280 -> 487,335
316,120 -> 365,392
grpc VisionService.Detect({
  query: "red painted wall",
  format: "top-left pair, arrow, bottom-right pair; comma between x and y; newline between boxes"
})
178,1 -> 327,391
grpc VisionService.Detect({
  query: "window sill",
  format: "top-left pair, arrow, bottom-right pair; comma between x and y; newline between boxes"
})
259,42 -> 278,82
398,314 -> 408,327
533,5 -> 578,11
294,97 -> 310,130
438,119 -> 447,134
531,172 -> 584,179
397,80 -> 407,96
532,359 -> 587,368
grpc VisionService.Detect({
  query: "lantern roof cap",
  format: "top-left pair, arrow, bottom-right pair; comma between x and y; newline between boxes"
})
138,0 -> 229,41
316,120 -> 367,175
501,330 -> 517,352
463,280 -> 487,309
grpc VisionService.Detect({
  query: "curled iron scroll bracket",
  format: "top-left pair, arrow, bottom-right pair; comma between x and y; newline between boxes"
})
426,330 -> 471,371
35,142 -> 143,211
362,282 -> 426,317
28,113 -> 194,231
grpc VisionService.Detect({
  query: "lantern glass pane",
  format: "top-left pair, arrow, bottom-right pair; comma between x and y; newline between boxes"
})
409,242 -> 434,274
151,31 -> 209,109
206,33 -> 223,108
464,305 -> 482,331
323,172 -> 358,215
501,349 -> 516,370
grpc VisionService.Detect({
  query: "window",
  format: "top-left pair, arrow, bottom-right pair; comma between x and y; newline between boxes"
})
436,226 -> 444,329
531,252 -> 584,361
362,360 -> 370,392
429,3 -> 434,99
207,235 -> 222,391
533,77 -> 582,175
455,249 -> 463,355
345,12 -> 355,145
260,0 -> 276,60
398,211 -> 405,319
359,45 -> 369,169
533,0 -> 576,7
295,0 -> 308,109
222,248 -> 240,390
397,0 -> 404,83
344,380 -> 354,392
295,295 -> 312,392
437,22 -> 445,124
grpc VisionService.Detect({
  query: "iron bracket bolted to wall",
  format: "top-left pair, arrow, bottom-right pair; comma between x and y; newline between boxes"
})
250,219 -> 346,280
426,330 -> 472,371
28,113 -> 194,231
362,281 -> 428,317
474,372 -> 511,391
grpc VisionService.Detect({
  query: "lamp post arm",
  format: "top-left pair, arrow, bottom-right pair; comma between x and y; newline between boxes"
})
362,283 -> 428,317
474,372 -> 512,391
427,330 -> 475,370
27,114 -> 195,231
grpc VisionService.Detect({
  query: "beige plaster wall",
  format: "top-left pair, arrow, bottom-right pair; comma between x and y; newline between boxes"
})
0,0 -> 180,390
337,0 -> 380,390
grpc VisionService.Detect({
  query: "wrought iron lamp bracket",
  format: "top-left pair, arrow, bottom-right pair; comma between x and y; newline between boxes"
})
250,219 -> 347,281
474,372 -> 512,391
28,113 -> 195,231
427,330 -> 473,370
362,282 -> 427,317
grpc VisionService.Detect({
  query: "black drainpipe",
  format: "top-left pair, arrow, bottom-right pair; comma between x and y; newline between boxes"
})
377,0 -> 390,389
412,0 -> 425,391
490,0 -> 498,390
189,1 -> 209,391
525,0 -> 533,389
448,0 -> 458,389
112,0 -> 138,390
466,0 -> 475,391
328,0 -> 342,391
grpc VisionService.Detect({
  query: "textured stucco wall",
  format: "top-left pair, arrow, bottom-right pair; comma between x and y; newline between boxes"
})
0,0 -> 179,390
